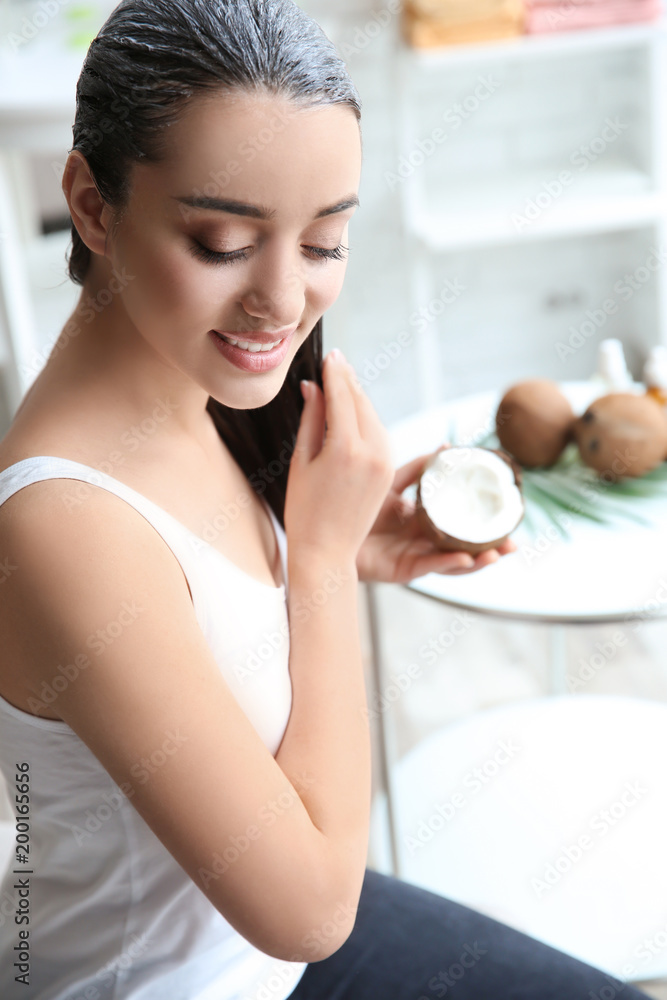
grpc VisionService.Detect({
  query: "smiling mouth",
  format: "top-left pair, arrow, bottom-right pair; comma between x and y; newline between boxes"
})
216,333 -> 285,353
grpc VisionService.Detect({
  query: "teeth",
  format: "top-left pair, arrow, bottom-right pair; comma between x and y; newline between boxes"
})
220,334 -> 283,353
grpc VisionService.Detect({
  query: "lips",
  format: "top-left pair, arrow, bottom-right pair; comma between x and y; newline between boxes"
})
209,326 -> 295,372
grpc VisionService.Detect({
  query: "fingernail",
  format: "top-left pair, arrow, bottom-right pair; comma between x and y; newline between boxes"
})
329,348 -> 345,364
300,379 -> 310,401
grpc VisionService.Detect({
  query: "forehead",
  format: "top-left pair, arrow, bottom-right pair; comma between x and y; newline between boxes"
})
129,89 -> 362,218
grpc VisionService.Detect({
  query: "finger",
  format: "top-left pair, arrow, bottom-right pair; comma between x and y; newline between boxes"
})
496,538 -> 518,555
321,351 -> 360,445
408,547 -> 476,573
446,549 -> 501,575
471,549 -> 500,570
293,380 -> 326,464
342,360 -> 392,451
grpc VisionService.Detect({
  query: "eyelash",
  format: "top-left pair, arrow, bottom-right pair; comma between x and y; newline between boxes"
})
189,240 -> 350,266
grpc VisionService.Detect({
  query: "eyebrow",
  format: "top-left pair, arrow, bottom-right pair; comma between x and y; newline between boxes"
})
172,194 -> 360,220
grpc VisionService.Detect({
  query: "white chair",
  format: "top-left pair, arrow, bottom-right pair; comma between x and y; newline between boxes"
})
370,693 -> 667,984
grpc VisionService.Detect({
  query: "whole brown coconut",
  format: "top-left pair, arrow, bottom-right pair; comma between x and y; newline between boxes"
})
496,379 -> 575,468
415,446 -> 524,556
573,393 -> 667,480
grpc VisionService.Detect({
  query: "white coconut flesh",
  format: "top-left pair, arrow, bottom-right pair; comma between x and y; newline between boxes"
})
420,449 -> 523,544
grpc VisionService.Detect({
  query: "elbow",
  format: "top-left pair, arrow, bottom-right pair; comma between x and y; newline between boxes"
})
264,909 -> 356,963
250,887 -> 359,963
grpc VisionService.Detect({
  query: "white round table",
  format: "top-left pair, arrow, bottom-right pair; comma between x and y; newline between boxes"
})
366,381 -> 667,983
390,381 -> 667,625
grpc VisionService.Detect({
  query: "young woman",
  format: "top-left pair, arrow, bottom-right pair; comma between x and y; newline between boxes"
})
0,2 -> 652,998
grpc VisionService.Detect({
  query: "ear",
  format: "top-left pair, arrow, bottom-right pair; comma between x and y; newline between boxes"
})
62,150 -> 114,259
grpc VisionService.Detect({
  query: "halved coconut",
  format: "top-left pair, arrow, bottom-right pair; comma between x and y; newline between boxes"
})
415,447 -> 524,555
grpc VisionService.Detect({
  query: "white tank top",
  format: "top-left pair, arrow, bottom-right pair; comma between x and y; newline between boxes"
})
0,456 -> 307,1000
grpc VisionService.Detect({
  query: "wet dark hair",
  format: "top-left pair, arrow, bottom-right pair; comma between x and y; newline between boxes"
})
66,0 -> 361,529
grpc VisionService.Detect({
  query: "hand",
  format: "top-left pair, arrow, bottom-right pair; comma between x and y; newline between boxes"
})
355,445 -> 518,585
284,351 -> 395,567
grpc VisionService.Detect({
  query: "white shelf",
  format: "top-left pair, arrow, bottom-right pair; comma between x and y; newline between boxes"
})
395,7 -> 667,406
407,162 -> 664,251
401,16 -> 667,69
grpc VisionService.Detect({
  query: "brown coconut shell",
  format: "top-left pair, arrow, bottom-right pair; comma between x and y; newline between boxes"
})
496,379 -> 575,468
415,447 -> 524,556
573,392 -> 667,480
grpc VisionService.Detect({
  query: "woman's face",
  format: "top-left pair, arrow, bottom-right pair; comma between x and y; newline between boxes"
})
102,90 -> 362,410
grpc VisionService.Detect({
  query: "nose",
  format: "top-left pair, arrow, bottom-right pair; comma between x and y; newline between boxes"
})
239,245 -> 305,331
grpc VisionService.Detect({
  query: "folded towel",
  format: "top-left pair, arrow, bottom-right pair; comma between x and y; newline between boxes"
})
402,6 -> 525,45
527,0 -> 640,5
407,0 -> 518,17
526,0 -> 661,31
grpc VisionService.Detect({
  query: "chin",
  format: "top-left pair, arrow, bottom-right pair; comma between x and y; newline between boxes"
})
208,372 -> 288,411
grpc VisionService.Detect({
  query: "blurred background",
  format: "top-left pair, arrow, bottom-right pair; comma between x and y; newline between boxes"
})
2,1 -> 667,995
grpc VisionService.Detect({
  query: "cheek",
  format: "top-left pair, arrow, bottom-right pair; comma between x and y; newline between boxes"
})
309,267 -> 347,314
117,234 -> 234,328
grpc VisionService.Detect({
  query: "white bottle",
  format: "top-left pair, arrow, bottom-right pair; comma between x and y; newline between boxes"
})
643,345 -> 667,407
592,339 -> 634,393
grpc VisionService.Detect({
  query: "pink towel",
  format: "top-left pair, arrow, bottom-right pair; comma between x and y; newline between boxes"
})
528,0 -> 649,5
526,0 -> 661,32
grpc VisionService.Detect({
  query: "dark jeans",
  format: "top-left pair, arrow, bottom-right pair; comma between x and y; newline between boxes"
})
286,866 -> 651,1000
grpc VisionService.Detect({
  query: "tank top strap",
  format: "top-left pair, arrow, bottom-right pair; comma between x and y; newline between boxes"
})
0,455 -> 177,532
0,455 -> 208,626
262,499 -> 288,593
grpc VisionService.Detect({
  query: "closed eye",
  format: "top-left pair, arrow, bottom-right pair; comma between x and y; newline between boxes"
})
189,240 -> 350,266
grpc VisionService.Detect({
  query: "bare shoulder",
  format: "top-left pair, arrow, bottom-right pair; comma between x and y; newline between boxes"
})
0,467 -> 194,595
0,473 -> 196,695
